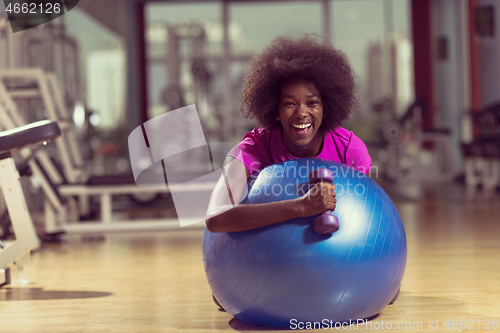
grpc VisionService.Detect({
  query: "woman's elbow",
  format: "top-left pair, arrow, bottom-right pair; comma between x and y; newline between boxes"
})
205,204 -> 233,233
205,215 -> 221,233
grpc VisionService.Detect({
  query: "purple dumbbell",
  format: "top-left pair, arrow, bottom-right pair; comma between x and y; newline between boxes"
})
308,168 -> 340,234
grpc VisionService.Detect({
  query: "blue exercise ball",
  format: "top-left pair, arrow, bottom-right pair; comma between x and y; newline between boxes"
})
203,158 -> 406,327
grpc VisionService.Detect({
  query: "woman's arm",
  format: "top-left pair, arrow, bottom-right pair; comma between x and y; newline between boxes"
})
205,157 -> 337,233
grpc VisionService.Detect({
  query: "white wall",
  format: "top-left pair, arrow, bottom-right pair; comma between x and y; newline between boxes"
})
433,0 -> 468,169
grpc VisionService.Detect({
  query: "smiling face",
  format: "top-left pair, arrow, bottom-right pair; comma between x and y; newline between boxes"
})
278,78 -> 324,157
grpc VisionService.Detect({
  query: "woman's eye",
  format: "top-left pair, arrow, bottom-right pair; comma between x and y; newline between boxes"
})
284,101 -> 295,107
308,100 -> 320,106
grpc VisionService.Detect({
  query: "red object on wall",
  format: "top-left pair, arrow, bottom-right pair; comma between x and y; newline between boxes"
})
411,0 -> 434,131
469,0 -> 482,136
136,2 -> 148,125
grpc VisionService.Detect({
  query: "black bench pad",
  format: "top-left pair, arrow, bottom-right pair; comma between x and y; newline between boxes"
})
0,120 -> 61,153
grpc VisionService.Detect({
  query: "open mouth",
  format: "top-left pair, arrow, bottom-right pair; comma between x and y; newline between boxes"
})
291,122 -> 312,135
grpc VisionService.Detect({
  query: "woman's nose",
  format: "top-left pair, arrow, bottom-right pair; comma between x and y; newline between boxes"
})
297,104 -> 308,117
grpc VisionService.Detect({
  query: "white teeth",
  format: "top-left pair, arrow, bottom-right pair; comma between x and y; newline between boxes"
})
292,123 -> 312,129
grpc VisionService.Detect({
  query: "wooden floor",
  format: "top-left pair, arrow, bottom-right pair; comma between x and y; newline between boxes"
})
1,182 -> 500,332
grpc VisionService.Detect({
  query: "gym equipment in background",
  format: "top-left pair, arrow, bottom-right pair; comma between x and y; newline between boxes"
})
378,100 -> 457,182
0,71 -> 213,234
461,102 -> 500,190
0,120 -> 61,285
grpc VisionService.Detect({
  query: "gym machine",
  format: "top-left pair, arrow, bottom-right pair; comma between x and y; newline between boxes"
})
0,120 -> 61,286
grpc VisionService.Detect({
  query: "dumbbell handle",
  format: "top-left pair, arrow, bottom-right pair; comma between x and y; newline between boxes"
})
308,168 -> 340,234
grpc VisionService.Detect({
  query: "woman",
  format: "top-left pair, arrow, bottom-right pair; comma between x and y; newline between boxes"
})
206,35 -> 371,233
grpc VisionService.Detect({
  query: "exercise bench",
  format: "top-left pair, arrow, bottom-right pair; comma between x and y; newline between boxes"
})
0,120 -> 60,286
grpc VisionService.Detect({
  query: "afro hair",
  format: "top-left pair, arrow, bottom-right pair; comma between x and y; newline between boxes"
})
239,35 -> 358,131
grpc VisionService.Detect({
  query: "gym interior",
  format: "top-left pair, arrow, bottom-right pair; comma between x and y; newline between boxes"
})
1,0 -> 499,332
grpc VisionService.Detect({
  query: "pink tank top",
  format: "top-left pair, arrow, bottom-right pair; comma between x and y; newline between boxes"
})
227,127 -> 372,175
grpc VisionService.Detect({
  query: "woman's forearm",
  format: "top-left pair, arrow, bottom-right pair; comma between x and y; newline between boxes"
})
205,157 -> 336,233
206,198 -> 305,233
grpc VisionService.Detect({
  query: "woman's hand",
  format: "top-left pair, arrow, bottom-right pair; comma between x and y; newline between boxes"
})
299,182 -> 337,217
206,157 -> 337,233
